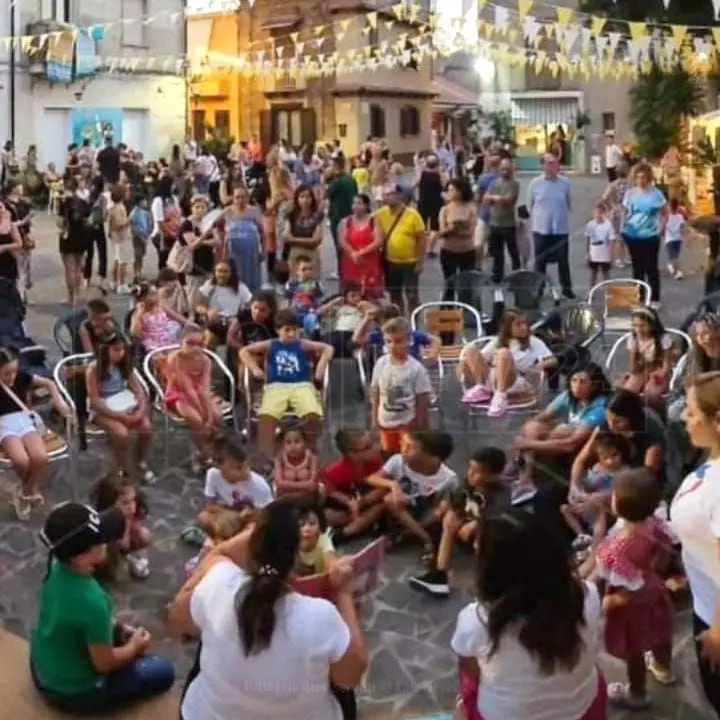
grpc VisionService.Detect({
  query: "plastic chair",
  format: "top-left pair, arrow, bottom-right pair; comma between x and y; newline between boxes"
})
443,270 -> 500,334
411,301 -> 483,365
587,279 -> 651,335
53,353 -> 152,451
142,345 -> 238,464
604,329 -> 692,386
458,337 -> 544,430
240,361 -> 330,439
500,270 -> 561,327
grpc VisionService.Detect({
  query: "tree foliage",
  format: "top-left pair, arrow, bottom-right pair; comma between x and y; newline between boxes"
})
629,62 -> 705,160
578,0 -> 718,26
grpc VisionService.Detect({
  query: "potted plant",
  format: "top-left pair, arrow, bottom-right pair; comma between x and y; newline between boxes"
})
575,110 -> 591,140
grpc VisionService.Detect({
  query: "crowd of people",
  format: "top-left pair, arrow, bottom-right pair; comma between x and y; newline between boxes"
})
1,132 -> 720,720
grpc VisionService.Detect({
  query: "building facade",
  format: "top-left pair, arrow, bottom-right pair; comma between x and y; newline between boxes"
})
0,0 -> 186,170
187,0 -> 435,161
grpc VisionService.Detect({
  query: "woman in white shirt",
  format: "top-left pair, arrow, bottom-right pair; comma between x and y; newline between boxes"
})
671,371 -> 720,716
451,508 -> 606,720
459,308 -> 555,418
168,500 -> 368,720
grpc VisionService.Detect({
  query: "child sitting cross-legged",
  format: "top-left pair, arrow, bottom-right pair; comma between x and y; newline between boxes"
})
367,430 -> 458,561
409,446 -> 509,598
274,427 -> 320,503
323,427 -> 388,544
239,309 -> 334,463
562,431 -> 628,554
91,472 -> 152,581
294,501 -> 339,577
196,437 -> 274,539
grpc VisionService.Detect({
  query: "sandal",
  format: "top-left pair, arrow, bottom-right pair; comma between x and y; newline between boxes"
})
12,488 -> 34,521
645,652 -> 676,686
137,462 -> 157,485
127,553 -> 151,580
607,682 -> 650,709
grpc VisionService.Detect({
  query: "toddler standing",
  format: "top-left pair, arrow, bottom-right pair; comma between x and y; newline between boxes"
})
108,185 -> 132,294
664,198 -> 685,280
129,197 -> 153,284
584,200 -> 615,286
596,468 -> 675,710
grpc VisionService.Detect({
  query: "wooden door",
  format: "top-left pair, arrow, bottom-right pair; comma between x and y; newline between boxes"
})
300,108 -> 317,146
259,110 -> 272,155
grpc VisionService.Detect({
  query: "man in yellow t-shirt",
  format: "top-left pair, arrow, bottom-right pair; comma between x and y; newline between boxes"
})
375,183 -> 426,313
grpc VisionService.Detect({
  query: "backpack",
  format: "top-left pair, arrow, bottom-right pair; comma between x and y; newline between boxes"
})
161,202 -> 182,238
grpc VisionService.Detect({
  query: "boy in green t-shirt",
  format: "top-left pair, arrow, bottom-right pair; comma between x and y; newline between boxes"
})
30,502 -> 174,713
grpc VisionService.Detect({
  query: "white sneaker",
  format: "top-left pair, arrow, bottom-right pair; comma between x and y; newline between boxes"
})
666,263 -> 675,275
674,270 -> 684,280
487,391 -> 508,418
650,301 -> 662,311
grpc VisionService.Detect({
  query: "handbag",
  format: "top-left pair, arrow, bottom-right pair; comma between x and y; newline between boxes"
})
167,239 -> 193,274
0,380 -> 46,433
104,389 -> 139,413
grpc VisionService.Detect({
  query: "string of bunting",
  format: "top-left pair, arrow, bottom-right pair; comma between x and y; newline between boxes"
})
6,0 -> 720,80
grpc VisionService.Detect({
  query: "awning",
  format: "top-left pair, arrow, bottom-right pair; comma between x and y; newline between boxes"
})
431,76 -> 478,108
510,97 -> 579,126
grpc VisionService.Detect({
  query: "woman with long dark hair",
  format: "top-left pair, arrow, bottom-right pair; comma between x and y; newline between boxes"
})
282,184 -> 324,276
438,177 -> 476,290
150,173 -> 182,272
58,175 -> 92,304
168,500 -> 367,720
451,508 -> 606,720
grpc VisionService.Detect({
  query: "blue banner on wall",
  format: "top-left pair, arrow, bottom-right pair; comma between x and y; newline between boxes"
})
74,29 -> 98,78
70,108 -> 123,148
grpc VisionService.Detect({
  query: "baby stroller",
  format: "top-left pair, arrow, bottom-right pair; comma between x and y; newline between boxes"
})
0,278 -> 51,379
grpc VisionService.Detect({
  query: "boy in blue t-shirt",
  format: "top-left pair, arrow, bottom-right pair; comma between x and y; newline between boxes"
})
129,198 -> 153,284
285,255 -> 323,334
238,310 -> 334,460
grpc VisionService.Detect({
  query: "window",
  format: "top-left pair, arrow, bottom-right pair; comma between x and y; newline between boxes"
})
602,112 -> 616,133
369,104 -> 386,139
402,40 -> 418,71
214,110 -> 230,137
40,0 -> 70,21
192,109 -> 206,142
368,26 -> 379,47
121,0 -> 149,48
399,106 -> 420,137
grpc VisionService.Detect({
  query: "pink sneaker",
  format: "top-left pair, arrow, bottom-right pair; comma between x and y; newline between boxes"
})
462,384 -> 492,405
487,391 -> 508,418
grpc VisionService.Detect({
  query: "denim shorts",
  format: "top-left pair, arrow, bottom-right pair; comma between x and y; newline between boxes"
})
665,240 -> 682,262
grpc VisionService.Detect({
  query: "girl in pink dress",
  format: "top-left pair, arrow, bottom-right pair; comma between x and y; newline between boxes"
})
596,468 -> 675,710
273,427 -> 319,502
129,283 -> 187,352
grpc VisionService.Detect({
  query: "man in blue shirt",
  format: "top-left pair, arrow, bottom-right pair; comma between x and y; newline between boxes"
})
527,153 -> 575,298
476,153 -> 500,227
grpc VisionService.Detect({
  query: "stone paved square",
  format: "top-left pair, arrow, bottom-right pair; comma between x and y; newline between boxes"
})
0,177 -> 713,718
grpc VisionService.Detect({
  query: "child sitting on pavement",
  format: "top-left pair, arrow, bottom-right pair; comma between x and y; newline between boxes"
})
274,427 -> 320,503
323,427 -> 388,544
366,430 -> 458,561
409,447 -> 509,598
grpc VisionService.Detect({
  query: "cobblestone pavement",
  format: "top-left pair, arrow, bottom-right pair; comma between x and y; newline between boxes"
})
0,177 -> 712,718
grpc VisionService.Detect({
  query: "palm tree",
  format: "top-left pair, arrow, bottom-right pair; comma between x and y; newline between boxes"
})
629,61 -> 705,161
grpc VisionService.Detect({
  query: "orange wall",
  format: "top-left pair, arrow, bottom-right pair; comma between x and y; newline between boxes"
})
188,15 -> 249,139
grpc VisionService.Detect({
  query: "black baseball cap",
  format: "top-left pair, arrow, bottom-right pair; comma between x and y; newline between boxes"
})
40,503 -> 126,562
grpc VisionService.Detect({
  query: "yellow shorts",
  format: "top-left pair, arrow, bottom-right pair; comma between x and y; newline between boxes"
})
258,382 -> 323,421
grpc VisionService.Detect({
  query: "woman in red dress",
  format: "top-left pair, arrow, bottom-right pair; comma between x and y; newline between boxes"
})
338,193 -> 384,300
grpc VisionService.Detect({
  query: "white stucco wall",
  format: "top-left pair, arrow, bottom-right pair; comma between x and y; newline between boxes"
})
14,72 -> 186,165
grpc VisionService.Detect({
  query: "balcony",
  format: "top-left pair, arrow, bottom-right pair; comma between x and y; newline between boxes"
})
264,70 -> 307,96
524,65 -> 562,92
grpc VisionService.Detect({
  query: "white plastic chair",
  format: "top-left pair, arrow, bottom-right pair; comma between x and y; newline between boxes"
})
458,337 -> 544,430
142,345 -> 237,464
587,279 -> 651,335
241,362 -> 330,439
604,329 -> 692,390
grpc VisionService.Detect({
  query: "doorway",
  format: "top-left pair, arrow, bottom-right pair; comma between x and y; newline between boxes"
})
260,105 -> 316,149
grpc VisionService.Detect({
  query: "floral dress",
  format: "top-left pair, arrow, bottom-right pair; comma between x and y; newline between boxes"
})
226,207 -> 262,293
596,516 -> 675,660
